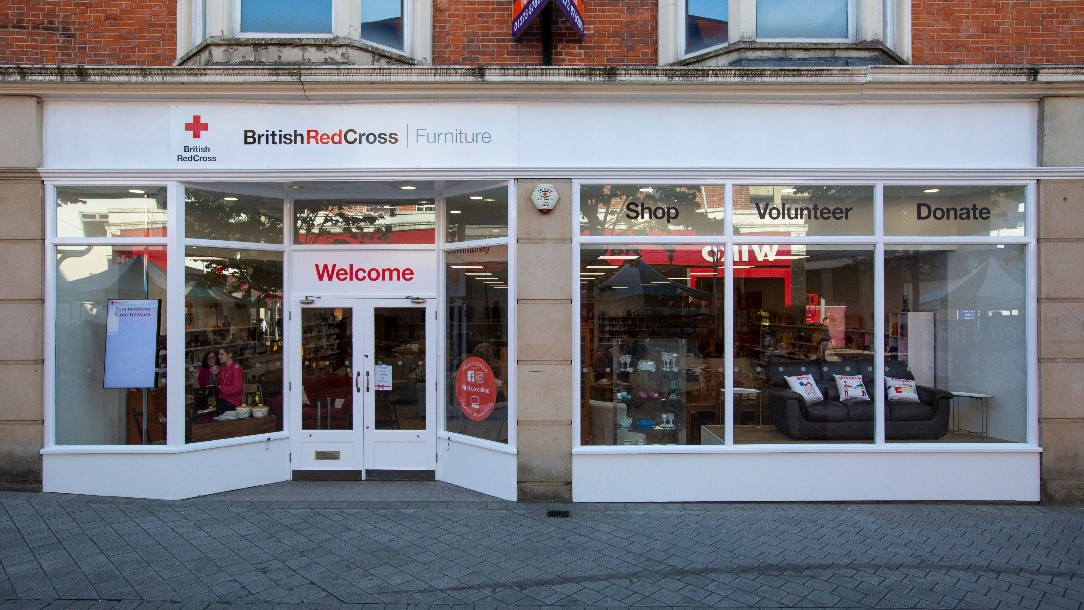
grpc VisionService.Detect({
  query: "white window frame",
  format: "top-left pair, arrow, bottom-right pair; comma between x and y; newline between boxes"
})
572,179 -> 1037,451
180,0 -> 431,62
665,0 -> 905,64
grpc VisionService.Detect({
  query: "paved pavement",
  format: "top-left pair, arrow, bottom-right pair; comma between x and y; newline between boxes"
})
1,482 -> 1083,609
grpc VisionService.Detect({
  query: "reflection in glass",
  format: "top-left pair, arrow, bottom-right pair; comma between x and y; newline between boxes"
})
362,0 -> 404,50
756,0 -> 848,39
374,308 -> 426,430
301,307 -> 353,431
686,0 -> 729,54
884,185 -> 1027,237
885,245 -> 1027,443
579,245 -> 722,446
735,246 -> 875,444
579,185 -> 724,237
184,247 -> 284,443
184,187 -> 284,244
241,0 -> 333,33
735,185 -> 874,237
55,186 -> 166,238
445,185 -> 509,243
296,199 -> 435,245
55,246 -> 167,445
445,246 -> 508,443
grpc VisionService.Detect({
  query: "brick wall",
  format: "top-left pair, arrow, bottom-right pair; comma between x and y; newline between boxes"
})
433,0 -> 656,65
0,1 -> 175,65
913,0 -> 1084,65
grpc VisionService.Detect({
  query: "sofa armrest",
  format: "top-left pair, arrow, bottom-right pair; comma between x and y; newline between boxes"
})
917,385 -> 953,412
766,388 -> 809,436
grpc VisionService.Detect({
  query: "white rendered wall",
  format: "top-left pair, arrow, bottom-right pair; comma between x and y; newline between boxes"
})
43,438 -> 290,500
572,449 -> 1040,502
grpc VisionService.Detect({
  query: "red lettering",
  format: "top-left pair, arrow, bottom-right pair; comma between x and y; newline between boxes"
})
330,129 -> 343,144
306,129 -> 319,144
312,263 -> 417,282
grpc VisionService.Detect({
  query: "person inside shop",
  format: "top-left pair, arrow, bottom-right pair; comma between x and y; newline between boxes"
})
214,347 -> 245,413
191,350 -> 220,417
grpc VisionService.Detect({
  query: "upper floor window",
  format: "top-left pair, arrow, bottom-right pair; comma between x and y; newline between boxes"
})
686,0 -> 729,55
671,0 -> 902,65
240,0 -> 333,34
180,0 -> 426,64
361,0 -> 404,51
756,0 -> 849,40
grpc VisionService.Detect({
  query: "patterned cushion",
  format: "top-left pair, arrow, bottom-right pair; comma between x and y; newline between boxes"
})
834,374 -> 870,400
785,374 -> 824,403
885,376 -> 920,401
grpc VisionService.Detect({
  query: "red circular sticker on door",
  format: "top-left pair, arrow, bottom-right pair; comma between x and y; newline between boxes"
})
455,356 -> 497,421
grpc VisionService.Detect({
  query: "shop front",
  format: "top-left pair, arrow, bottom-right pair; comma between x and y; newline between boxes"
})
40,95 -> 1041,502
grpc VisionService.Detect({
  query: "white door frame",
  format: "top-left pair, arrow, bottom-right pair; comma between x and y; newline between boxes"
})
290,296 -> 436,476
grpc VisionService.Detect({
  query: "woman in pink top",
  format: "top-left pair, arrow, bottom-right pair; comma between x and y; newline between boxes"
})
215,347 -> 245,409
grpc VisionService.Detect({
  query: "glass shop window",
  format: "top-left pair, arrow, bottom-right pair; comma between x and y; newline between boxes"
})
733,245 -> 875,444
445,246 -> 509,443
362,0 -> 404,50
884,245 -> 1027,444
183,247 -> 284,443
54,246 -> 168,445
734,185 -> 874,237
55,186 -> 166,239
295,198 -> 436,245
884,185 -> 1027,238
579,184 -> 725,237
184,187 -> 284,245
579,244 -> 726,446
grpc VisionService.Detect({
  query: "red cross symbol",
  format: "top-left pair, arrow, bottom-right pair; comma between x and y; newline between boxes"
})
184,115 -> 209,138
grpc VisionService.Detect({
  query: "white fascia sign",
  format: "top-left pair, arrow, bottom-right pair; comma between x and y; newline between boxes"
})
170,104 -> 518,169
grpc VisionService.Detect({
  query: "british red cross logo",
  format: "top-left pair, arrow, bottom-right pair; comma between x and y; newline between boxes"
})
184,115 -> 209,139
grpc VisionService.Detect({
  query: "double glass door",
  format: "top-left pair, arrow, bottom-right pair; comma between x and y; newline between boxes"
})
295,298 -> 435,474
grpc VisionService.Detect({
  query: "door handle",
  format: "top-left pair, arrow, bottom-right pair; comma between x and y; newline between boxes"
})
365,371 -> 370,392
355,370 -> 361,393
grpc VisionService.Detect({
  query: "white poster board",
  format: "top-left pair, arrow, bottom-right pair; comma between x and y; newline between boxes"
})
374,365 -> 393,391
104,299 -> 161,389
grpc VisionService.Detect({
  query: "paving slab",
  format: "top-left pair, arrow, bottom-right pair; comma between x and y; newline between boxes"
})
0,484 -> 1082,608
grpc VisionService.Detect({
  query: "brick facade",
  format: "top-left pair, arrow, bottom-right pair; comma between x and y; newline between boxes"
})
433,0 -> 656,66
912,0 -> 1084,65
3,1 -> 1084,67
0,1 -> 175,66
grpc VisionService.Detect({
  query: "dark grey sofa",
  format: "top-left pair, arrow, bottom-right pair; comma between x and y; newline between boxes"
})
765,358 -> 952,440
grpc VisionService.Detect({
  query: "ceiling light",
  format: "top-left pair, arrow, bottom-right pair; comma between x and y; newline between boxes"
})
465,272 -> 494,276
128,189 -> 145,194
483,198 -> 496,202
638,187 -> 654,193
599,255 -> 639,260
612,286 -> 629,289
923,188 -> 940,193
689,272 -> 720,276
449,210 -> 462,214
586,264 -> 618,269
290,185 -> 304,190
450,265 -> 484,269
580,272 -> 605,276
400,185 -> 416,190
223,197 -> 238,201
781,188 -> 796,194
470,196 -> 484,200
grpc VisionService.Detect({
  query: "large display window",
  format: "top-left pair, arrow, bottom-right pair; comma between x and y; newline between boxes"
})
577,182 -> 1033,449
445,246 -> 509,443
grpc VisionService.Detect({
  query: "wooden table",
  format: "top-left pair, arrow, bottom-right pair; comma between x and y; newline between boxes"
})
188,415 -> 278,443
